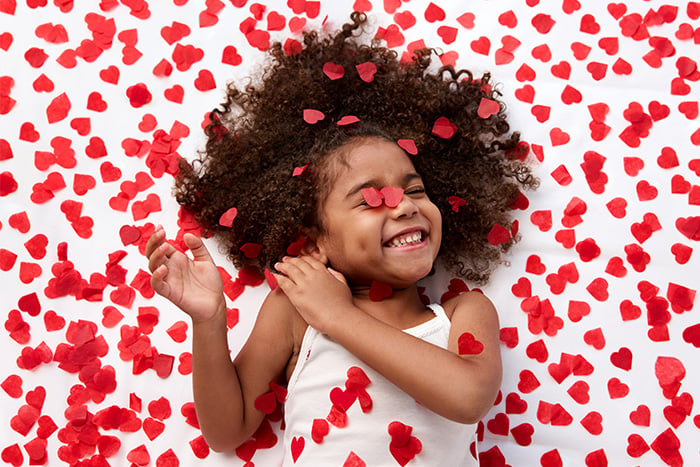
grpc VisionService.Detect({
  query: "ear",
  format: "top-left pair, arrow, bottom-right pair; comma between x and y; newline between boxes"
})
301,228 -> 328,264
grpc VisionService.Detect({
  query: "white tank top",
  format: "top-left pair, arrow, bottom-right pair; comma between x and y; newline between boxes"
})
282,303 -> 479,466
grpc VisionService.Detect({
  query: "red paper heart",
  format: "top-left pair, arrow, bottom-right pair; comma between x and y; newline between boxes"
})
470,36 -> 490,55
311,418 -> 329,444
499,327 -> 519,348
369,280 -> 393,301
290,436 -> 305,462
458,332 -> 484,355
517,369 -> 540,393
477,98 -> 500,119
431,116 -> 457,139
323,61 -> 344,80
580,411 -> 602,435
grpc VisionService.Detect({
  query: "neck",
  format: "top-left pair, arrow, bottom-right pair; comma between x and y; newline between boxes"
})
348,282 -> 430,329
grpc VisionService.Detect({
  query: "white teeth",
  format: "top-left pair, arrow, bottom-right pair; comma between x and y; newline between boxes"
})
387,232 -> 423,248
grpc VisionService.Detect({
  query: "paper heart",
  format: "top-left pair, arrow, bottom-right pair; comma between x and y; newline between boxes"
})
431,116 -> 457,139
423,2 -> 445,22
43,310 -> 65,331
369,280 -> 393,301
161,21 -> 190,44
329,386 -> 356,413
194,69 -> 216,91
311,418 -> 329,444
6,310 -> 30,344
254,391 -> 277,415
607,377 -> 629,398
172,43 -> 203,71
322,61 -> 344,80
1,374 -> 23,399
290,436 -> 305,462
519,8 -> 545,29
36,415 -> 57,439
470,36 -> 490,55
567,300 -> 591,323
388,421 -> 422,465
605,197 -> 627,218
337,115 -> 360,126
514,84 -> 535,103
303,108 -> 325,124
549,128 -> 570,146
610,347 -> 633,370
486,412 -> 509,436
580,411 -> 602,435
355,61 -> 377,83
511,277 -> 532,298
540,449 -> 563,467
651,429 -> 682,467
498,10 -> 517,28
142,417 -> 165,440
10,404 -> 40,436
505,392 -> 527,414
579,13 -> 600,34
477,98 -> 500,119
537,401 -> 573,426
531,44 -> 551,62
675,216 -> 700,240
499,327 -> 519,348
678,101 -> 699,119
487,224 -> 511,245
458,332 -> 484,355
517,369 -> 540,393
99,65 -> 120,84
19,262 -> 42,284
567,380 -> 590,404
586,277 -> 609,301
561,85 -> 582,104
526,339 -> 548,362
551,61 -> 571,80
526,255 -> 546,274
531,105 -> 550,122
626,434 -> 650,458
397,139 -> 417,155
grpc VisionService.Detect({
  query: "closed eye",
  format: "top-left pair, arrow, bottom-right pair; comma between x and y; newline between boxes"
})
406,186 -> 426,195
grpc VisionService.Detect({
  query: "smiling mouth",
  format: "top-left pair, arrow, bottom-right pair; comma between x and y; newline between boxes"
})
384,230 -> 426,248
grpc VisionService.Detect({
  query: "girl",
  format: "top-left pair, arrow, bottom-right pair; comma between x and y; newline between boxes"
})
146,12 -> 536,466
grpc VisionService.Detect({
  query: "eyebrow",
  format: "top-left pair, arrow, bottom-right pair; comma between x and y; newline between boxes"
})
345,172 -> 423,199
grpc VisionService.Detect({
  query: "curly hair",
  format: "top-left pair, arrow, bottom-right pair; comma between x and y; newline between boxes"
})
175,12 -> 537,284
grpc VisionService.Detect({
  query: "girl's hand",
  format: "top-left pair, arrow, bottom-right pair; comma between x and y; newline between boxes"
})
146,225 -> 225,324
273,255 -> 353,332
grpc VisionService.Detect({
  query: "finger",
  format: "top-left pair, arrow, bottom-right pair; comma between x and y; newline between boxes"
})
297,255 -> 326,271
184,233 -> 214,264
282,256 -> 316,275
150,264 -> 172,298
273,261 -> 302,282
272,272 -> 295,293
145,225 -> 165,258
148,241 -> 175,273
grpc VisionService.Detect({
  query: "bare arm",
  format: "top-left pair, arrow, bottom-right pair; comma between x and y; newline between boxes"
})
274,255 -> 502,424
146,227 -> 294,451
322,292 -> 501,423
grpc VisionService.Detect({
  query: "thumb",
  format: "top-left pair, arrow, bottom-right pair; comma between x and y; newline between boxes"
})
183,233 -> 214,263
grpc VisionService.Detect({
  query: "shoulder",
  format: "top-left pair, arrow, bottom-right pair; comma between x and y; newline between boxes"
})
258,288 -> 308,347
441,290 -> 498,325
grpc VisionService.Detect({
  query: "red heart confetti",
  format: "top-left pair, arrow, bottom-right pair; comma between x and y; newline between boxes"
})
458,332 -> 484,355
1,3 -> 700,466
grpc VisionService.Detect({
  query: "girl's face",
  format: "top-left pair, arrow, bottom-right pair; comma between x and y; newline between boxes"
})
314,137 -> 442,288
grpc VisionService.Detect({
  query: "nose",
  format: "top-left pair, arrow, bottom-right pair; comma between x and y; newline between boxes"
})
391,193 -> 418,218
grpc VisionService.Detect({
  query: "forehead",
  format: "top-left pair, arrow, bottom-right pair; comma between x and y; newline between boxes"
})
329,137 -> 417,184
